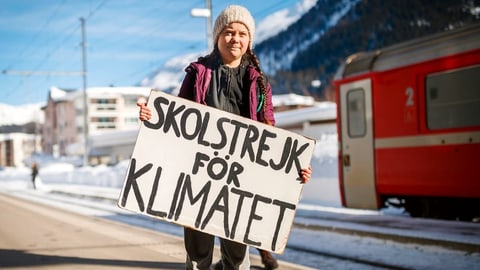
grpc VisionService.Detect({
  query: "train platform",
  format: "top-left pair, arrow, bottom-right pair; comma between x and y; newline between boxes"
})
49,184 -> 480,252
0,193 -> 313,270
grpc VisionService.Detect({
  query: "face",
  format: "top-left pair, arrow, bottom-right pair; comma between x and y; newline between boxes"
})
217,22 -> 250,67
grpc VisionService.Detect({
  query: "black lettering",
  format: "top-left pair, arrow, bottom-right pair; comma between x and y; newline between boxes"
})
255,129 -> 276,167
285,139 -> 309,174
143,96 -> 168,129
192,152 -> 209,175
146,166 -> 167,218
197,112 -> 211,146
228,120 -> 248,155
175,178 -> 211,227
211,117 -> 229,150
120,158 -> 153,212
180,108 -> 202,140
271,200 -> 296,251
207,155 -> 228,180
244,194 -> 272,246
240,125 -> 259,162
225,161 -> 243,187
230,188 -> 253,239
168,172 -> 185,219
163,101 -> 185,137
201,185 -> 230,237
269,137 -> 292,170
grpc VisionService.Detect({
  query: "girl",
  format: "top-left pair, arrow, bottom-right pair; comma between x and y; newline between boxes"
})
138,5 -> 312,270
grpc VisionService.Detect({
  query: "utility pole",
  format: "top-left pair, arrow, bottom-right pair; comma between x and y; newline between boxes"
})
191,0 -> 213,52
80,17 -> 88,167
3,19 -> 89,166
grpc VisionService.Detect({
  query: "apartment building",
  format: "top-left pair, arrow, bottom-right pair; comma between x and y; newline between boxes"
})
42,86 -> 150,161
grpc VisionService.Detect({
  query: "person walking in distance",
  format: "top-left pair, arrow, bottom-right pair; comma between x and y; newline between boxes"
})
31,162 -> 38,190
138,5 -> 312,270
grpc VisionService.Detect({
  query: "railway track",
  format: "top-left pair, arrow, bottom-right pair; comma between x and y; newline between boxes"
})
285,243 -> 411,270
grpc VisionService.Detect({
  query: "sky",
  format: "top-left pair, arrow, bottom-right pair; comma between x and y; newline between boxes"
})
0,0 -> 316,106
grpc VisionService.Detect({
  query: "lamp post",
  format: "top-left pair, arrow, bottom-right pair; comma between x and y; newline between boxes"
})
191,0 -> 212,52
80,17 -> 88,167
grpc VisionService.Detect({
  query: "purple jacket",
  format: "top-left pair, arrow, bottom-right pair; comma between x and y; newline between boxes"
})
177,60 -> 275,126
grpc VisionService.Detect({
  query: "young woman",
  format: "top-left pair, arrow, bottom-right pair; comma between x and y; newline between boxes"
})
138,5 -> 312,270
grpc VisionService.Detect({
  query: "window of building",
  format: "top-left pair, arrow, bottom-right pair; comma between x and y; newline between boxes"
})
426,65 -> 480,130
92,117 -> 117,123
125,96 -> 140,106
125,117 -> 139,124
93,98 -> 117,111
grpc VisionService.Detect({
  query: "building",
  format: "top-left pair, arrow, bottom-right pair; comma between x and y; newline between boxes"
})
0,133 -> 40,168
42,86 -> 151,164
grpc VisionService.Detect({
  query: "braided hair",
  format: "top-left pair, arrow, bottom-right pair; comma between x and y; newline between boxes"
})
246,48 -> 271,125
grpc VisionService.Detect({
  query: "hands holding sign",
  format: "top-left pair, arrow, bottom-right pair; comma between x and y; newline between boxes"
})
300,166 -> 312,184
136,101 -> 313,184
137,99 -> 151,121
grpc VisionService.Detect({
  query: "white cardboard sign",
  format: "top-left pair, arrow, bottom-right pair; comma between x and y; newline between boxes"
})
118,90 -> 315,253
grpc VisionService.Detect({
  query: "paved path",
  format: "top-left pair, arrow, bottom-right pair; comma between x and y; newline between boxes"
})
0,193 -> 312,270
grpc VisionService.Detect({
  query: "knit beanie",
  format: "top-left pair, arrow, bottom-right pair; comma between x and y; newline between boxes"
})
213,5 -> 255,49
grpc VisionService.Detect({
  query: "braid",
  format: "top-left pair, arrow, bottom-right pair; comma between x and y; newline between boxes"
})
246,48 -> 271,125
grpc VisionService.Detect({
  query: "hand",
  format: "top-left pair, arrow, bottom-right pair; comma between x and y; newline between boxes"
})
137,101 -> 152,121
299,165 -> 312,184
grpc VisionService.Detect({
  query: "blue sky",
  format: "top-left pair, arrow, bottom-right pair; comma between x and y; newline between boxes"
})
0,0 -> 314,106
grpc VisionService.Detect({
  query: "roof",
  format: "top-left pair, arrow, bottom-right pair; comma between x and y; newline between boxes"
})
335,23 -> 480,80
49,86 -> 151,102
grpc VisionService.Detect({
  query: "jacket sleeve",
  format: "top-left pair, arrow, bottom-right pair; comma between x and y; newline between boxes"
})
177,65 -> 196,101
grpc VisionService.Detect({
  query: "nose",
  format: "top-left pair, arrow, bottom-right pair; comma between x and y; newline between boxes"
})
230,33 -> 240,42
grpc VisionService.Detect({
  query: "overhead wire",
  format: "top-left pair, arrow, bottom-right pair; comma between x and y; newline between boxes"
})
4,0 -> 68,70
105,0 -> 207,86
2,0 -> 113,103
4,0 -> 211,102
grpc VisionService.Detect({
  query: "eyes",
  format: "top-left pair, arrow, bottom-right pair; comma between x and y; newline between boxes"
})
222,29 -> 249,39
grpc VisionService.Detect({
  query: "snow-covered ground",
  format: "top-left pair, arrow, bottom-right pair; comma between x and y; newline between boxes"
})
1,160 -> 479,270
1,128 -> 479,269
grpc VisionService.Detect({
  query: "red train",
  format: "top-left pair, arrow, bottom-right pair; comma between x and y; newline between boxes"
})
333,23 -> 480,220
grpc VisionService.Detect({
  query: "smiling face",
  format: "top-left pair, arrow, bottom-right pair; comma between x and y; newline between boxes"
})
216,22 -> 250,67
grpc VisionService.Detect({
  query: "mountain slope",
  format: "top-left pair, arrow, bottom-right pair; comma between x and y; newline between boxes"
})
255,0 -> 360,75
142,0 -> 480,99
258,0 -> 480,98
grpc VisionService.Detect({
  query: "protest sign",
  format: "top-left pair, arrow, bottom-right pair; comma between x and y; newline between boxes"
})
118,90 -> 315,253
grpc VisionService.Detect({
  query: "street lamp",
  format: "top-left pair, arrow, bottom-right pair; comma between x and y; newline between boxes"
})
311,79 -> 322,88
191,0 -> 212,52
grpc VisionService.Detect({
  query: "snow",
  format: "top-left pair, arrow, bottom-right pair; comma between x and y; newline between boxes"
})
255,0 -> 318,43
0,103 -> 44,125
1,148 -> 479,269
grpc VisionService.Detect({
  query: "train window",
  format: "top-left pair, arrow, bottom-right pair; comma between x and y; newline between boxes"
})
426,65 -> 480,130
347,89 -> 366,137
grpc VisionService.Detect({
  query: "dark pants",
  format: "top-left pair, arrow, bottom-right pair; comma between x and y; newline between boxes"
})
184,228 -> 249,270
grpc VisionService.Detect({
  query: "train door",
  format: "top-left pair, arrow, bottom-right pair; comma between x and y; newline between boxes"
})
339,78 -> 377,209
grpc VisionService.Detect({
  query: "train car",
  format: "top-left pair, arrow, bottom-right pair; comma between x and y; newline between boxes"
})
333,23 -> 480,220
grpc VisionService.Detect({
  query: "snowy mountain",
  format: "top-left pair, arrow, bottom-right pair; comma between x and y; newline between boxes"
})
255,0 -> 360,75
268,0 -> 480,96
141,0 -> 480,98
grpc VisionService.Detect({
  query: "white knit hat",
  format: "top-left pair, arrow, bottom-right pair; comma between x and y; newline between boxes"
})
213,5 -> 255,49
